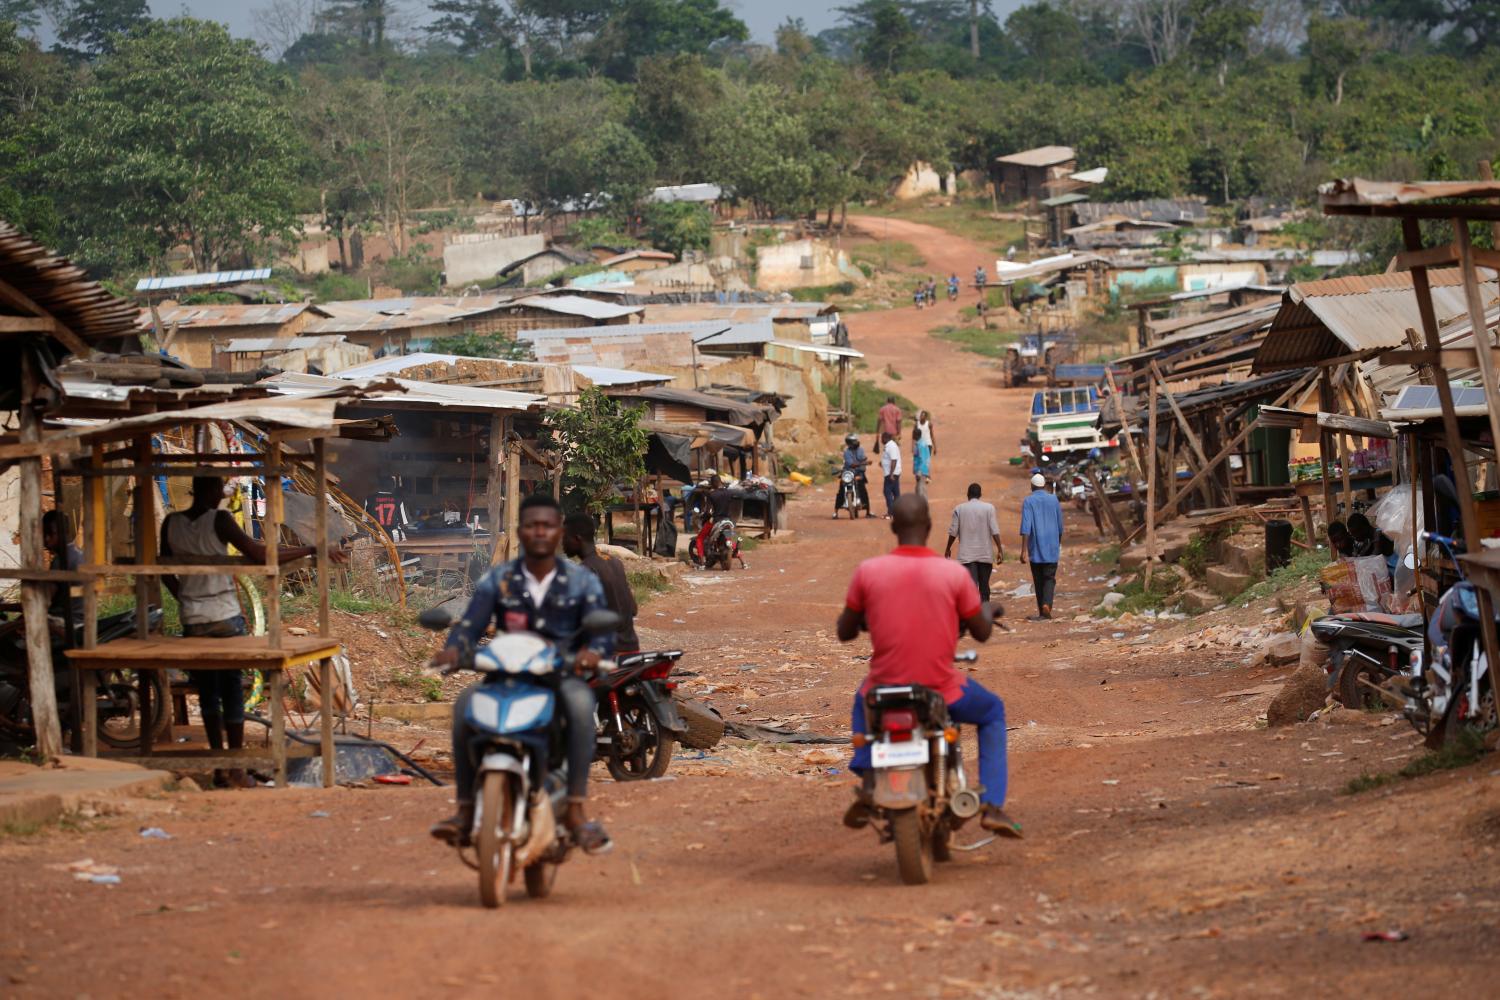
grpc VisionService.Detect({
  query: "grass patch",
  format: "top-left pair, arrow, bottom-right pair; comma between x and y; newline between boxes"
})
628,569 -> 672,607
1100,566 -> 1183,616
1,819 -> 43,838
787,281 -> 858,301
1237,547 -> 1328,603
780,453 -> 838,485
824,379 -> 918,436
1091,544 -> 1120,566
1345,729 -> 1490,794
312,271 -> 369,302
849,239 -> 926,272
865,197 -> 1028,255
933,324 -> 1015,359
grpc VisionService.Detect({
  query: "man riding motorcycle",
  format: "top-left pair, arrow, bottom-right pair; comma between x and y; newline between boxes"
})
837,494 -> 1023,838
834,433 -> 870,519
429,494 -> 613,854
693,474 -> 734,562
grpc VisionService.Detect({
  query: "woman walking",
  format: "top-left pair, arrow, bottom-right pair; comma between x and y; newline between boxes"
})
912,426 -> 932,498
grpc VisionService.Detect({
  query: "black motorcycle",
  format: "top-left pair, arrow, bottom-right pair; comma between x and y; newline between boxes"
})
0,607 -> 168,750
1313,611 -> 1425,712
590,650 -> 686,781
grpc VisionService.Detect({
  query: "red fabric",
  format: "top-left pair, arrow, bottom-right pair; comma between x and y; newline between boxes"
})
877,403 -> 902,438
845,546 -> 982,703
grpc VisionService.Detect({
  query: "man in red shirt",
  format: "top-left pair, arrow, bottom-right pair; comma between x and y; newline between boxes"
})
837,494 -> 1022,837
877,397 -> 902,441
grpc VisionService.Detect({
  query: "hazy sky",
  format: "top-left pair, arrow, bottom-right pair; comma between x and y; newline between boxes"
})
144,2 -> 1026,46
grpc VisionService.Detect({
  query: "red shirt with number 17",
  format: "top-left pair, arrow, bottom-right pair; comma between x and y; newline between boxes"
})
844,545 -> 982,704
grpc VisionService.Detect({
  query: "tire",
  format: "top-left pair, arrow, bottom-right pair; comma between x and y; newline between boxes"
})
931,819 -> 953,863
891,808 -> 932,885
604,699 -> 674,781
676,697 -> 725,750
524,860 -> 558,899
1337,657 -> 1396,713
96,670 -> 171,750
477,771 -> 514,909
719,551 -> 732,571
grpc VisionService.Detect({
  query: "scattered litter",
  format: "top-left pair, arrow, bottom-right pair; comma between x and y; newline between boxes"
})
1112,632 -> 1125,640
1011,583 -> 1035,598
373,774 -> 412,785
139,827 -> 172,840
308,810 -> 330,819
801,748 -> 843,767
1101,780 -> 1120,786
1363,930 -> 1409,943
89,874 -> 122,885
54,859 -> 120,883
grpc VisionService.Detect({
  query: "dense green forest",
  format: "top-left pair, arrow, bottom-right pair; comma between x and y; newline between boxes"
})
2,0 -> 1498,279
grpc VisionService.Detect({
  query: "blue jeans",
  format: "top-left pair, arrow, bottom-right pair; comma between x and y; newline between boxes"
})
849,678 -> 1008,807
882,474 -> 900,515
184,614 -> 247,725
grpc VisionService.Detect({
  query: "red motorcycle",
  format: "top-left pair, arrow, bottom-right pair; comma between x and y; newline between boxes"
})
590,650 -> 686,781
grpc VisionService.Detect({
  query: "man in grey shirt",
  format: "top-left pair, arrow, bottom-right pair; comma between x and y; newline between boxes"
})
945,482 -> 1004,602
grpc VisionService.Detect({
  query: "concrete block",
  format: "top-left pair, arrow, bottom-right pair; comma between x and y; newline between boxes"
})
1180,587 -> 1221,613
1206,564 -> 1252,598
1224,542 -> 1266,578
0,758 -> 174,828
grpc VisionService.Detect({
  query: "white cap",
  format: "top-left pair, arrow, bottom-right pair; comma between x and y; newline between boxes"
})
1031,473 -> 1046,488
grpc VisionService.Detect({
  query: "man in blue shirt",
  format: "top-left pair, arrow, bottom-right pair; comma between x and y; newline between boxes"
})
430,494 -> 613,854
1019,473 -> 1063,620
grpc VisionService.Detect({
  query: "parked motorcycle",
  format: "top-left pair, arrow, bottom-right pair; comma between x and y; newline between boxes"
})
1405,533 -> 1497,747
694,518 -> 740,571
853,651 -> 986,885
835,469 -> 868,519
591,650 -> 686,780
0,606 -> 168,750
418,605 -> 619,909
1315,611 -> 1424,712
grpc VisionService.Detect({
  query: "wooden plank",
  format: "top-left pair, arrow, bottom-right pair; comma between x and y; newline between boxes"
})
0,276 -> 91,356
265,439 -> 282,652
1103,367 -> 1145,484
0,316 -> 58,333
65,635 -> 339,664
486,413 -> 503,564
1145,379 -> 1157,564
1300,494 -> 1316,551
1395,242 -> 1459,270
1317,412 -> 1395,439
1453,219 -> 1500,475
504,423 -> 521,564
19,348 -> 61,760
72,559 -> 308,577
320,657 -> 334,788
1381,347 -> 1500,368
1087,467 -> 1128,541
314,439 -> 329,640
0,568 -> 89,581
1149,359 -> 1215,507
271,669 -> 287,788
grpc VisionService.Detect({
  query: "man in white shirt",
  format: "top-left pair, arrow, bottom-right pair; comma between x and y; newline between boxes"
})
945,482 -> 1004,603
880,432 -> 902,519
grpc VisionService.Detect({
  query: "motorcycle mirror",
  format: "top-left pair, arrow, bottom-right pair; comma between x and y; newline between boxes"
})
417,607 -> 452,632
581,609 -> 621,635
1404,552 -> 1416,569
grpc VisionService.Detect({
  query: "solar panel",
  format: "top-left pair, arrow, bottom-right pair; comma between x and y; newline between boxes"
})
1389,383 -> 1491,413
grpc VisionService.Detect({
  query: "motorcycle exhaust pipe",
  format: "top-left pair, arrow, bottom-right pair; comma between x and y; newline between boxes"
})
950,788 -> 982,819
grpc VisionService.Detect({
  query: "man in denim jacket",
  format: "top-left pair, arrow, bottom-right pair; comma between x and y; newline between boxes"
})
430,494 -> 614,854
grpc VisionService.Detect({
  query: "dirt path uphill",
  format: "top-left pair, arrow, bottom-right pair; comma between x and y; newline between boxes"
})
4,217 -> 1499,1000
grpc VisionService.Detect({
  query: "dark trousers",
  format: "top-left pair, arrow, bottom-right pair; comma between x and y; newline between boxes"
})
1029,562 -> 1057,614
963,561 -> 993,603
850,679 -> 1009,806
452,674 -> 596,803
185,615 -> 247,725
882,474 -> 900,515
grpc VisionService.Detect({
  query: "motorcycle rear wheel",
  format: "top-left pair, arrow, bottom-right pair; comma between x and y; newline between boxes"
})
96,670 -> 171,750
524,860 -> 558,899
1337,659 -> 1397,713
477,771 -> 515,909
605,700 -> 674,781
890,808 -> 932,885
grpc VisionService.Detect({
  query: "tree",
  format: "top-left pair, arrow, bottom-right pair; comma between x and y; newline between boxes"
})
641,201 -> 711,256
586,0 -> 748,80
845,0 -> 920,74
553,120 -> 657,220
26,18 -> 302,273
0,1 -> 45,36
317,0 -> 404,73
426,0 -> 512,54
1120,0 -> 1196,66
53,0 -> 150,58
701,84 -> 816,218
253,0 -> 326,61
1188,0 -> 1261,87
542,386 -> 649,517
1304,14 -> 1379,105
630,53 -> 723,181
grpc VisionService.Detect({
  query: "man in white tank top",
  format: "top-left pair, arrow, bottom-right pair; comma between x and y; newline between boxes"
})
161,477 -> 325,788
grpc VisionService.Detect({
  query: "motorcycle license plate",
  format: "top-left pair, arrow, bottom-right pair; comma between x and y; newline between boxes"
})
1071,485 -> 1086,497
872,739 -> 929,768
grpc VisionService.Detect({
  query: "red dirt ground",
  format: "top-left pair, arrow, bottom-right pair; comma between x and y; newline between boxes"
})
4,216 -> 1499,1000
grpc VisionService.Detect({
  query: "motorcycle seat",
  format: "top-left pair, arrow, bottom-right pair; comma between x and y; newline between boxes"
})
1346,612 -> 1424,629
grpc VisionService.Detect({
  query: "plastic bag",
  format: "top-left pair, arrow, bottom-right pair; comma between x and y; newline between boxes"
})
1320,555 -> 1393,613
1366,488 -> 1422,608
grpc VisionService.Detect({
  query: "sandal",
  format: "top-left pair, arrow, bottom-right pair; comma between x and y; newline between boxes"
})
980,806 -> 1024,839
569,820 -> 613,855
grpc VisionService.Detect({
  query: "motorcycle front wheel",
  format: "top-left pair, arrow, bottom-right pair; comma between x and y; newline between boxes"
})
96,670 -> 171,750
605,699 -> 674,781
477,771 -> 516,909
890,808 -> 932,885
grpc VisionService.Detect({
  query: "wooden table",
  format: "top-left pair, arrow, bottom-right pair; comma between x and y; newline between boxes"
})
66,635 -> 341,788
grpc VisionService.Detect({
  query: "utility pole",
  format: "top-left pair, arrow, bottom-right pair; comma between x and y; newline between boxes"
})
970,0 -> 981,60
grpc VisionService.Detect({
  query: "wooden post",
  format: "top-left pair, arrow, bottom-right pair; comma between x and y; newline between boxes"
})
504,421 -> 521,564
1452,219 -> 1500,464
18,350 -> 61,760
1104,367 -> 1145,485
1338,431 -> 1353,513
1318,369 -> 1337,527
635,478 -> 645,556
1088,467 -> 1128,541
1145,379 -> 1158,565
265,438 -> 282,651
1300,494 -> 1316,550
132,435 -> 157,757
1150,360 -> 1215,508
486,413 -> 504,564
81,444 -> 104,757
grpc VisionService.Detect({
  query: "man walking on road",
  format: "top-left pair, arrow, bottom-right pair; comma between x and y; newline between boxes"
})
1019,473 -> 1063,620
880,432 -> 902,518
877,396 -> 902,441
945,483 -> 1003,603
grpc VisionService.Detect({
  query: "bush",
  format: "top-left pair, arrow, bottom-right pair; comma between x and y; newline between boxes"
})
823,379 -> 917,435
312,271 -> 369,302
788,282 -> 857,301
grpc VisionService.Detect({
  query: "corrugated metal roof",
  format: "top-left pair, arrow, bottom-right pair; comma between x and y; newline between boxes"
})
134,268 -> 272,292
1321,177 -> 1500,207
0,222 -> 140,347
512,294 -> 643,320
518,319 -> 773,346
600,250 -> 676,267
996,145 -> 1075,167
992,253 -> 1108,286
265,370 -> 542,412
649,183 -> 722,204
1253,268 -> 1498,373
329,351 -> 671,388
143,303 -> 310,329
571,364 -> 673,386
306,303 -> 474,334
637,301 -> 836,322
223,335 -> 347,352
768,339 -> 864,359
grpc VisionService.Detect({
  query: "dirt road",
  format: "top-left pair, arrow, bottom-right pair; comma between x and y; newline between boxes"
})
5,218 -> 1499,1000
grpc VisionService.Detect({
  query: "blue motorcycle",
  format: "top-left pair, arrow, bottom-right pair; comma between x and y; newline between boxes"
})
1407,534 -> 1497,748
419,606 -> 618,908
